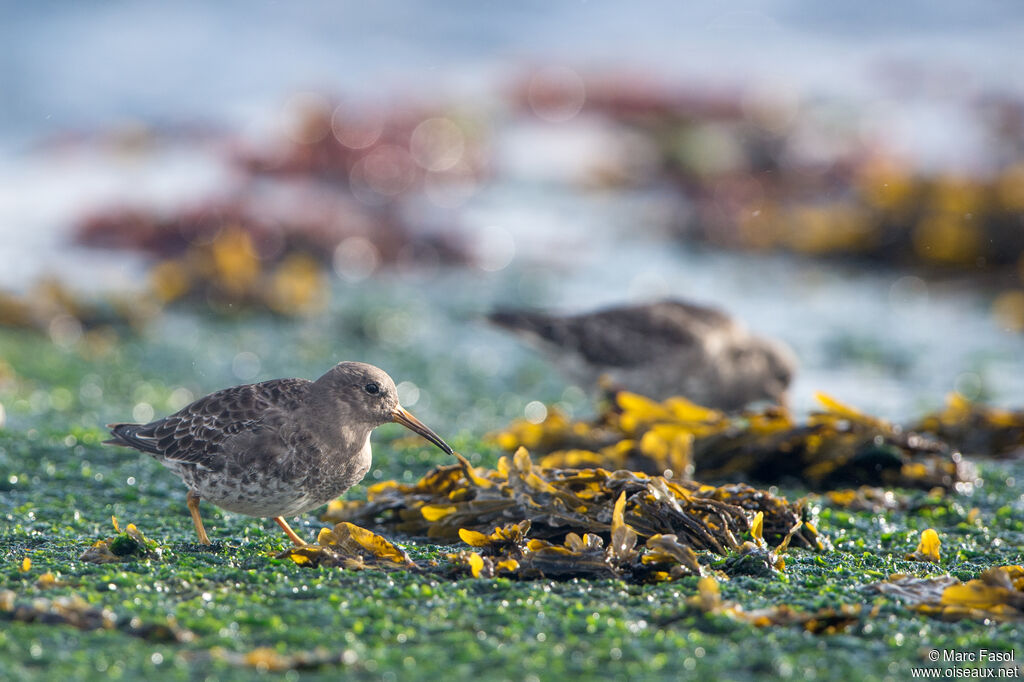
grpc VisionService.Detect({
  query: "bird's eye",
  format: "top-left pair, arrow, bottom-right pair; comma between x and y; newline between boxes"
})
364,383 -> 380,395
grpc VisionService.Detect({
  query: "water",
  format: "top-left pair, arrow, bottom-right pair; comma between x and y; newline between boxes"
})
1,1 -> 1023,424
3,1 -> 1023,144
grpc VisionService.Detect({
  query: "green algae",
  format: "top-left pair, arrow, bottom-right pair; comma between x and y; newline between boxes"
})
1,309 -> 1023,681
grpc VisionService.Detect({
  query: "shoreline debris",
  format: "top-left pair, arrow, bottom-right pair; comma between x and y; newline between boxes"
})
0,590 -> 193,642
306,447 -> 824,582
493,391 -> 974,492
79,517 -> 161,564
873,566 -> 1024,622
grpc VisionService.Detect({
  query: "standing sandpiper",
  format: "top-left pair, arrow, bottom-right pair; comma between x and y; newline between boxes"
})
106,362 -> 452,546
489,300 -> 796,410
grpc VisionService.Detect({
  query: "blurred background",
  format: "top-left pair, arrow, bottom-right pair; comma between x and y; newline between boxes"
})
1,1 -> 1023,436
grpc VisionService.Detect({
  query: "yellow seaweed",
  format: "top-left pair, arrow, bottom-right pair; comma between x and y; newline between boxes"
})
874,566 -> 1024,622
490,390 -> 969,492
467,552 -> 485,578
907,528 -> 941,563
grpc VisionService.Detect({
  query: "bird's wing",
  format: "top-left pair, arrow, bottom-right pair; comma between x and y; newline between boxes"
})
570,310 -> 689,366
107,378 -> 311,469
656,300 -> 737,331
571,301 -> 736,367
490,300 -> 738,368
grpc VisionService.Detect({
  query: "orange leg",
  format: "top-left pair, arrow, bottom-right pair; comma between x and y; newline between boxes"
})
187,491 -> 212,545
274,517 -> 307,546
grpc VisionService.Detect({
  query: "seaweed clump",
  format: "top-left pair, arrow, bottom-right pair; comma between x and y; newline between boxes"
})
660,576 -> 868,634
0,591 -> 193,642
199,646 -> 359,672
79,517 -> 161,564
493,391 -> 975,492
446,492 -> 708,581
0,278 -> 154,346
313,448 -> 823,582
874,565 -> 1024,622
278,521 -> 416,571
912,393 -> 1024,458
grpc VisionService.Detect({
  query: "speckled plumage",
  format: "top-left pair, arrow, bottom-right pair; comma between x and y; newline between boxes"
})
106,362 -> 452,545
489,300 -> 796,410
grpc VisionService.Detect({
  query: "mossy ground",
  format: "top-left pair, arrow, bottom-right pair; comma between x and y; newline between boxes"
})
1,297 -> 1022,681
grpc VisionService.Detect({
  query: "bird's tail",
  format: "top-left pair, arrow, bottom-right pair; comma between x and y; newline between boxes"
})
104,422 -> 134,446
103,422 -> 155,453
487,309 -> 558,339
487,308 -> 531,328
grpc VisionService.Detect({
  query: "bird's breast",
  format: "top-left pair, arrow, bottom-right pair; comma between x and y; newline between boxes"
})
179,433 -> 373,518
315,437 -> 373,499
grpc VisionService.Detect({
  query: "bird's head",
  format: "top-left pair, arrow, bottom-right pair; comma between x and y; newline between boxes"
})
728,338 -> 797,406
314,361 -> 453,454
753,339 -> 797,402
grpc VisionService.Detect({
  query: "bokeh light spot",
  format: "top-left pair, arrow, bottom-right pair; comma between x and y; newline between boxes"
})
953,372 -> 983,401
48,314 -> 83,349
333,237 -> 381,283
282,92 -> 332,145
410,117 -> 465,171
169,387 -> 195,411
132,402 -> 154,423
524,400 -> 548,424
888,276 -> 929,309
474,226 -> 516,272
397,381 -> 421,408
528,66 -> 586,123
332,105 -> 384,149
232,351 -> 261,381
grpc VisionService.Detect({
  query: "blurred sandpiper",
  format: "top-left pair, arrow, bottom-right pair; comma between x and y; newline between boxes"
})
106,362 -> 453,546
489,300 -> 796,410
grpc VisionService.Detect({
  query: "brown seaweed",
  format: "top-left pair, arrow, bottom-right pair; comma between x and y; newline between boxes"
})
278,521 -> 418,571
658,576 -> 867,634
0,590 -> 193,642
79,517 -> 161,564
494,391 -> 975,492
306,448 -> 824,582
914,394 -> 1024,458
873,566 -> 1024,622
323,448 -> 822,551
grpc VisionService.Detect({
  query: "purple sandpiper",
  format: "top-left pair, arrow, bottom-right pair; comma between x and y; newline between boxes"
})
489,300 -> 796,410
106,362 -> 452,546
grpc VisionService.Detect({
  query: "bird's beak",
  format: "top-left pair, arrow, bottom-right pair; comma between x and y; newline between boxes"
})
392,406 -> 454,455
